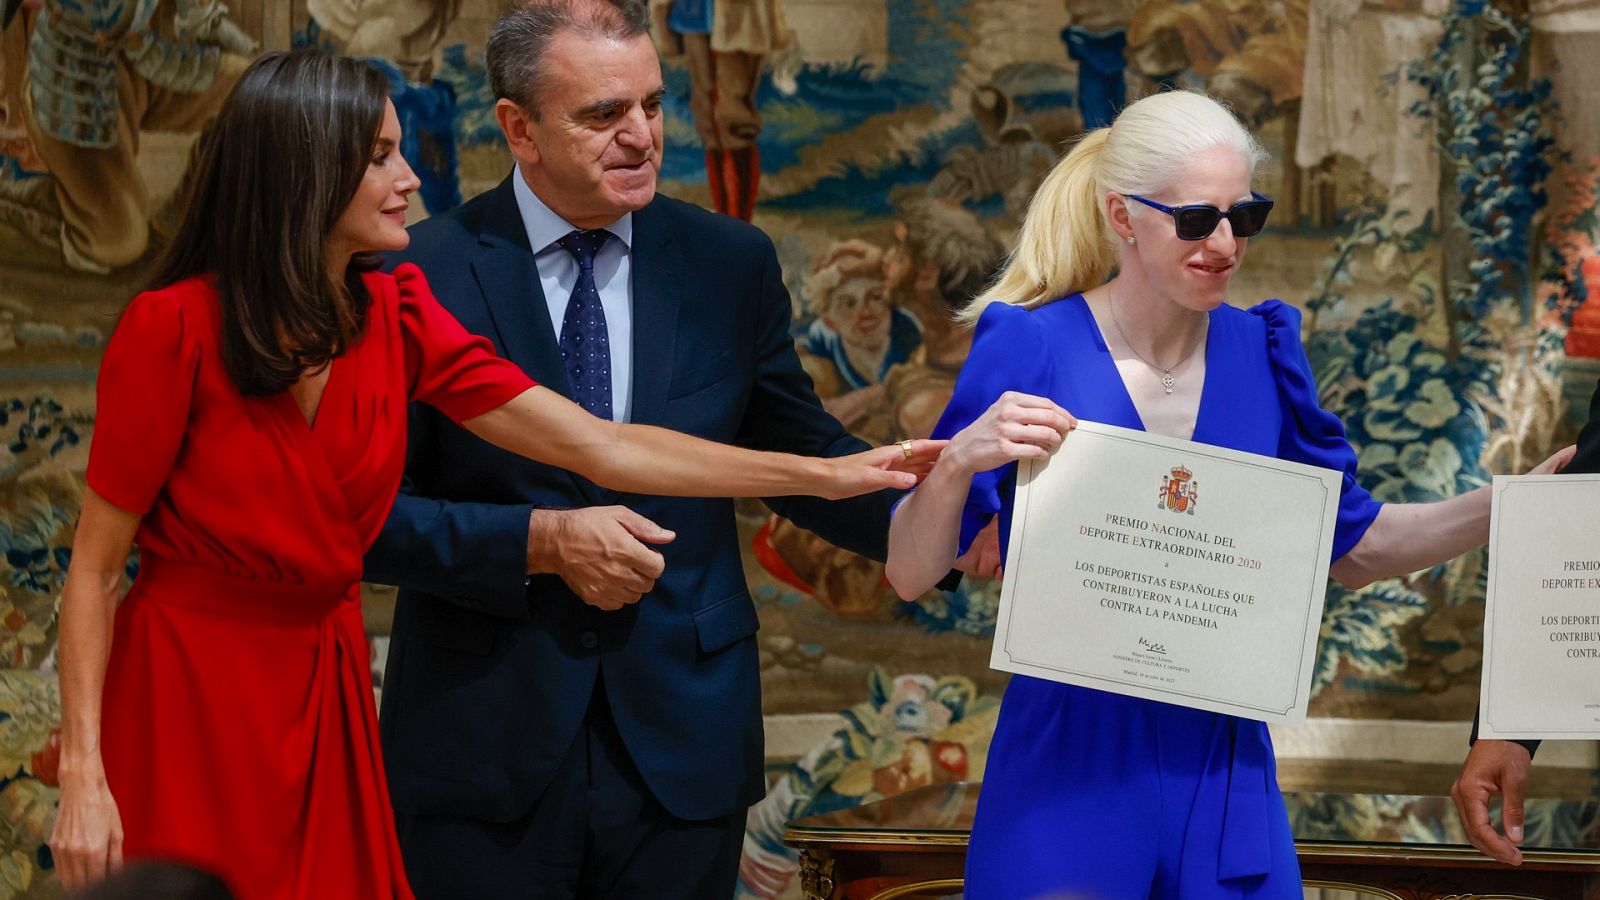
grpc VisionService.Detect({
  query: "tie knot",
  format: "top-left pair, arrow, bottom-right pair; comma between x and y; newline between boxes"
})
558,229 -> 610,271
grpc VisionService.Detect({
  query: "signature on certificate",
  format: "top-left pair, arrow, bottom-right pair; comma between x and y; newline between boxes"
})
1138,637 -> 1168,656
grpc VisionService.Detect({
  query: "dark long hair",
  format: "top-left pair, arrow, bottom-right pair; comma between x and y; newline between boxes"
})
148,50 -> 390,397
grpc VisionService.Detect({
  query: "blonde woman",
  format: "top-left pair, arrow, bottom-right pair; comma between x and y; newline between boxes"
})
885,91 -> 1571,897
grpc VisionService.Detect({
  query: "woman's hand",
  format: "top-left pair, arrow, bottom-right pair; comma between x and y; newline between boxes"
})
944,392 -> 1075,477
816,439 -> 947,499
50,760 -> 124,889
1530,444 -> 1577,476
881,438 -> 946,481
883,404 -> 1058,600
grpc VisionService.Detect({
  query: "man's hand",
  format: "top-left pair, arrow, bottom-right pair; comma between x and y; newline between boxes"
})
953,518 -> 1003,580
1451,739 -> 1532,865
527,507 -> 674,611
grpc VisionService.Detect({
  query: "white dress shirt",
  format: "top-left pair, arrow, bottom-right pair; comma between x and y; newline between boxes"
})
512,168 -> 635,423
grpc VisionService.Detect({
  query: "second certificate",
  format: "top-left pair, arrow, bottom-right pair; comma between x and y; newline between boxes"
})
993,421 -> 1342,723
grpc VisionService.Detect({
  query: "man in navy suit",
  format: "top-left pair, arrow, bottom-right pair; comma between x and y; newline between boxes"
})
364,1 -> 927,896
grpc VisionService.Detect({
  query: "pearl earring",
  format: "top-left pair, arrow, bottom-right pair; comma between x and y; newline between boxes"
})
1127,236 -> 1136,245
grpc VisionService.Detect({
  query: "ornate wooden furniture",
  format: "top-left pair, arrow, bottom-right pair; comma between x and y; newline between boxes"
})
783,782 -> 1600,899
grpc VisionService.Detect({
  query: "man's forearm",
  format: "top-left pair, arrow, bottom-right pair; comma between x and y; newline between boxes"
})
526,508 -> 570,575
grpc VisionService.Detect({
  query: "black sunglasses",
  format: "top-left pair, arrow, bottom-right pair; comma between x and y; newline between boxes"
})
1125,192 -> 1274,241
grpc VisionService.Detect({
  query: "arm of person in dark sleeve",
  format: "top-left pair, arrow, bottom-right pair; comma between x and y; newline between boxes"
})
1567,379 -> 1600,475
363,402 -> 537,621
1468,710 -> 1540,759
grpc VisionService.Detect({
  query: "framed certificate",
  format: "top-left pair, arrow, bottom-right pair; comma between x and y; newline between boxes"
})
1480,474 -> 1600,740
992,421 -> 1342,723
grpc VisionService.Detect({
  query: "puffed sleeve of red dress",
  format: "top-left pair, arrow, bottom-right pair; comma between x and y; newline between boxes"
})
1250,299 -> 1383,560
391,262 -> 537,419
87,288 -> 202,515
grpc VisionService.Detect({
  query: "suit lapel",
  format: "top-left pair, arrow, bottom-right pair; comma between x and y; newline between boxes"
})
627,199 -> 683,428
470,177 -> 574,397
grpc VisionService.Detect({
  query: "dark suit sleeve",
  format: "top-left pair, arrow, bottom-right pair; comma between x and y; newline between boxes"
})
730,236 -> 900,561
363,404 -> 537,623
1568,379 -> 1600,475
1470,710 -> 1540,760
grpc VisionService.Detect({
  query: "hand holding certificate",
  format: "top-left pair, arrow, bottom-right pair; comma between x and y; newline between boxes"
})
992,421 -> 1342,723
1480,474 -> 1600,740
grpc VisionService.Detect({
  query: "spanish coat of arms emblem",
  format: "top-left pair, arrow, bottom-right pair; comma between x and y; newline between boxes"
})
1158,465 -> 1198,515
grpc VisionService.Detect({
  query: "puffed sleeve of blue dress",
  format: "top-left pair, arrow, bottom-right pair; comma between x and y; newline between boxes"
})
925,301 -> 1055,556
1251,299 -> 1383,558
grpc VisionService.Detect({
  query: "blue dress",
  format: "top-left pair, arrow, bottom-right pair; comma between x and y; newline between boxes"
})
930,295 -> 1383,899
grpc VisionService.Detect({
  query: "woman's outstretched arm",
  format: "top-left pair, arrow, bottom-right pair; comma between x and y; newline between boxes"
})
1331,445 -> 1576,589
463,385 -> 944,501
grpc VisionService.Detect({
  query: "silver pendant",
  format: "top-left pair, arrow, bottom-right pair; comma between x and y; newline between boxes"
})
1162,372 -> 1175,394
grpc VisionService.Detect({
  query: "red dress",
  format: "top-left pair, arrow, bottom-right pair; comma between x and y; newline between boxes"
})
86,264 -> 534,900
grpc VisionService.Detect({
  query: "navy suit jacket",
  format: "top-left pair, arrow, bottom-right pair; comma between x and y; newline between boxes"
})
364,176 -> 896,824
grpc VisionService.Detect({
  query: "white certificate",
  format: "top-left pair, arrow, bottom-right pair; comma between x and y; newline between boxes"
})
992,421 -> 1342,723
1480,474 -> 1600,740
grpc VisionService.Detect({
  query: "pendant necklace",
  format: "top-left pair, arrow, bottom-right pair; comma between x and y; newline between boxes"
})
1108,296 -> 1207,395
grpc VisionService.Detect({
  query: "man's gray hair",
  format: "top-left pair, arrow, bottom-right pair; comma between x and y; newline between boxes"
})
487,0 -> 652,119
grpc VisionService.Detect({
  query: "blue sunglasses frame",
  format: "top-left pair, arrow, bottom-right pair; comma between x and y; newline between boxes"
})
1125,192 -> 1275,241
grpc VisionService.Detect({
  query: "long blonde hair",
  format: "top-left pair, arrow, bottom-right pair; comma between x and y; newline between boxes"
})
959,91 -> 1266,324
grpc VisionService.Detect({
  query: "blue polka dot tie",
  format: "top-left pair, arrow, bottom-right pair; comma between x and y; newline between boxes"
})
556,229 -> 613,420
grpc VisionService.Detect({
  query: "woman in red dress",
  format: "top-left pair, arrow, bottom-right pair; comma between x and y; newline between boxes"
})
47,51 -> 936,899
